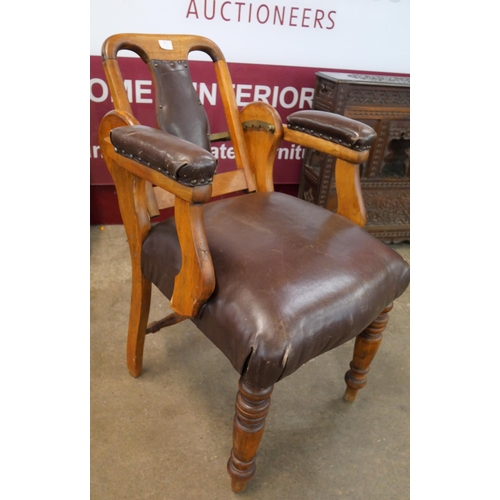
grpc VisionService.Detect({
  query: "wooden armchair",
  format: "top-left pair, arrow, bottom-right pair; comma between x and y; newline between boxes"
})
98,33 -> 410,493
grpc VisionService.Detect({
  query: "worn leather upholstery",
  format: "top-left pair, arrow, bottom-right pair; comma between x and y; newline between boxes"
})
151,59 -> 212,150
141,192 -> 410,389
111,125 -> 217,186
287,110 -> 377,151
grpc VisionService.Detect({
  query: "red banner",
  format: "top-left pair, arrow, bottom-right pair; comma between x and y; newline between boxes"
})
91,55 -> 341,186
90,55 -> 408,187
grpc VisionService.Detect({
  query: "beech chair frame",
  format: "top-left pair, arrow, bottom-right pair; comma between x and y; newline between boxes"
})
98,33 -> 398,493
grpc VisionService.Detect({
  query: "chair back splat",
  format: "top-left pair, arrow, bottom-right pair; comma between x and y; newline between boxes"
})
101,33 -> 257,201
98,33 -> 410,493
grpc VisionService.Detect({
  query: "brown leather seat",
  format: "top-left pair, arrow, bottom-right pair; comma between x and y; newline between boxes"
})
98,33 -> 410,493
142,192 -> 409,389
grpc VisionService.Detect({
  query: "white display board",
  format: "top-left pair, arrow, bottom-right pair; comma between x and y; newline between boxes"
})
90,0 -> 409,73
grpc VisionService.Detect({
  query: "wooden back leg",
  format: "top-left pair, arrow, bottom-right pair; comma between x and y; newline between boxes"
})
344,304 -> 393,402
227,379 -> 274,493
126,266 -> 152,378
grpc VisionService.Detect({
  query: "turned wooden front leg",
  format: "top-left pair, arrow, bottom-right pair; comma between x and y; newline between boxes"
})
344,304 -> 393,402
227,379 -> 274,493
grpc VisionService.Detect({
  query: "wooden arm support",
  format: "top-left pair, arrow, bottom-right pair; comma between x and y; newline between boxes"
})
286,110 -> 376,153
101,137 -> 212,204
100,121 -> 214,207
283,126 -> 367,226
237,105 -> 372,226
99,112 -> 216,318
110,125 -> 218,188
239,102 -> 284,193
170,198 -> 215,317
284,110 -> 376,227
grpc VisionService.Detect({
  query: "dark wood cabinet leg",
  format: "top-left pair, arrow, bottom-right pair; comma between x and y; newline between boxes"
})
344,303 -> 393,402
227,379 -> 274,493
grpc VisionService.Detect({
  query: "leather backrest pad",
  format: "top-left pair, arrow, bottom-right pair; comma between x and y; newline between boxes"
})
151,59 -> 211,151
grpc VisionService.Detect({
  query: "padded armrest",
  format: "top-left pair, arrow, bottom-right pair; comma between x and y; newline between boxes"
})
287,111 -> 376,152
110,125 -> 218,187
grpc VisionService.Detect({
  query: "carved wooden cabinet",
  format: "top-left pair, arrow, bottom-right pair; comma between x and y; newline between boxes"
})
298,72 -> 410,243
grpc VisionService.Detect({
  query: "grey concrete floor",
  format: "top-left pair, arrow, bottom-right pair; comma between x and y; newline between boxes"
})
90,224 -> 410,500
